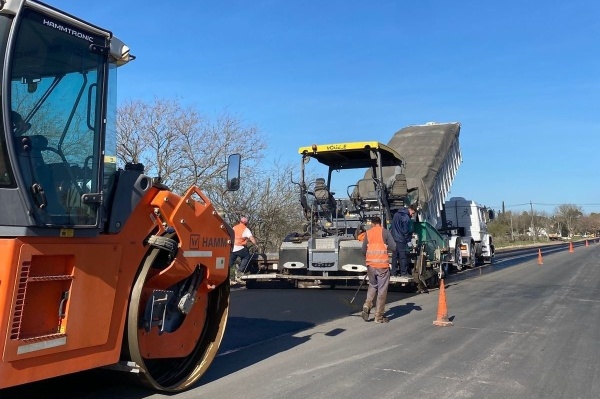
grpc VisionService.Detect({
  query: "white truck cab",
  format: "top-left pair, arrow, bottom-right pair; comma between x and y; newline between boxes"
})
439,197 -> 495,269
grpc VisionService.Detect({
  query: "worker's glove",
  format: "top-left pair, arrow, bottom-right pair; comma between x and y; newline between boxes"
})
406,242 -> 414,249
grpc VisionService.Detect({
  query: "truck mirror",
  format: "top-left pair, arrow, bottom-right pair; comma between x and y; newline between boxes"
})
226,153 -> 241,191
488,209 -> 495,220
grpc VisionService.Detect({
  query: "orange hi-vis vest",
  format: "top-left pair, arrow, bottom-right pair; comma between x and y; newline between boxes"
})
365,225 -> 389,268
233,223 -> 248,246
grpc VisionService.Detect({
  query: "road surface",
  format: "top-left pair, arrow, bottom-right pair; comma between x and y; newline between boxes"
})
2,241 -> 598,398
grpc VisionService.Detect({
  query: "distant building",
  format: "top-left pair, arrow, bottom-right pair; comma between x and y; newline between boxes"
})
526,227 -> 549,238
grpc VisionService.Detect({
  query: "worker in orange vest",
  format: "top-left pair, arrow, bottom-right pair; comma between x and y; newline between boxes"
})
229,216 -> 258,275
361,216 -> 396,323
357,226 -> 366,241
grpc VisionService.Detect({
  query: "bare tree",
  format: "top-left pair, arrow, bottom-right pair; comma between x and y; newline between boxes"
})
177,112 -> 266,195
116,97 -> 303,253
554,204 -> 583,238
116,98 -> 265,194
487,211 -> 512,243
578,213 -> 600,237
219,159 -> 305,253
533,210 -> 550,240
590,213 -> 600,236
116,100 -> 148,164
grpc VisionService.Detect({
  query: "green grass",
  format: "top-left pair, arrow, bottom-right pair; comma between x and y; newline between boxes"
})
495,237 -> 592,249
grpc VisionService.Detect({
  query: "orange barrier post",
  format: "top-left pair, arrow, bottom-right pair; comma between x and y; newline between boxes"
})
538,248 -> 543,265
569,242 -> 574,253
433,279 -> 453,327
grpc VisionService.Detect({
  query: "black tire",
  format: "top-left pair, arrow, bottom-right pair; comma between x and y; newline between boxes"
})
468,242 -> 476,268
147,235 -> 178,256
454,238 -> 463,271
425,273 -> 439,288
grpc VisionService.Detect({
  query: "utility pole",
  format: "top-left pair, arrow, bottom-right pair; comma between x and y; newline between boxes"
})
530,201 -> 535,242
510,212 -> 514,242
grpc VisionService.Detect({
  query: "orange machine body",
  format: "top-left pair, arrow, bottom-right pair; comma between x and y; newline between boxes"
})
0,185 -> 231,389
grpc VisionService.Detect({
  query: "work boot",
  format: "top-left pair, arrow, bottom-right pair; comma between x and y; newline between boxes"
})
361,305 -> 370,322
374,316 -> 389,324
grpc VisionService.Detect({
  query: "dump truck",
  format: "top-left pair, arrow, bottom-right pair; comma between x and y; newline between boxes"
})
381,122 -> 463,284
0,0 -> 240,392
242,122 -> 463,291
438,197 -> 495,269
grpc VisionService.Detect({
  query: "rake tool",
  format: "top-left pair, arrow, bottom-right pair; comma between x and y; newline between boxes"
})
350,274 -> 368,304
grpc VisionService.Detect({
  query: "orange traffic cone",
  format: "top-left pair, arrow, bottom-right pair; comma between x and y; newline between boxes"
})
569,242 -> 574,253
585,240 -> 589,247
433,279 -> 453,327
538,248 -> 543,265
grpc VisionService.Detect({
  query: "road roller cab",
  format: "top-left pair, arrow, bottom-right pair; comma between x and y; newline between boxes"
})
0,0 -> 238,392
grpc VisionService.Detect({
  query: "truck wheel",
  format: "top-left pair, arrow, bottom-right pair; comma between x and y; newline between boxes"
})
126,246 -> 229,392
468,244 -> 476,268
425,274 -> 439,288
454,245 -> 463,271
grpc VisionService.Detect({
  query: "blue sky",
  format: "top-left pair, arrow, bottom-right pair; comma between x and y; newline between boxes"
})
50,0 -> 600,214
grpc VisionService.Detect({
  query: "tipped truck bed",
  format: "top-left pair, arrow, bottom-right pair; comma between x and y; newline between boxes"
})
384,122 -> 461,227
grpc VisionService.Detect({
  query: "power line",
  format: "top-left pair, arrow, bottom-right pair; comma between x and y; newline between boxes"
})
533,203 -> 600,207
489,202 -> 600,209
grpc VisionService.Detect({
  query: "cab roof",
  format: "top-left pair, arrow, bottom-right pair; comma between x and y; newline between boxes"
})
298,141 -> 403,169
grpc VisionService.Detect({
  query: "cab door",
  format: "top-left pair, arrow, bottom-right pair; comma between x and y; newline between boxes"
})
8,6 -> 109,227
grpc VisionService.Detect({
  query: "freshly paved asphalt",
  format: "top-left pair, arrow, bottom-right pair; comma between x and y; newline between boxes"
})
3,241 -> 599,398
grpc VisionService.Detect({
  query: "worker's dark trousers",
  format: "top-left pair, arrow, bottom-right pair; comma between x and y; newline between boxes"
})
364,266 -> 390,319
391,241 -> 408,275
230,247 -> 251,273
